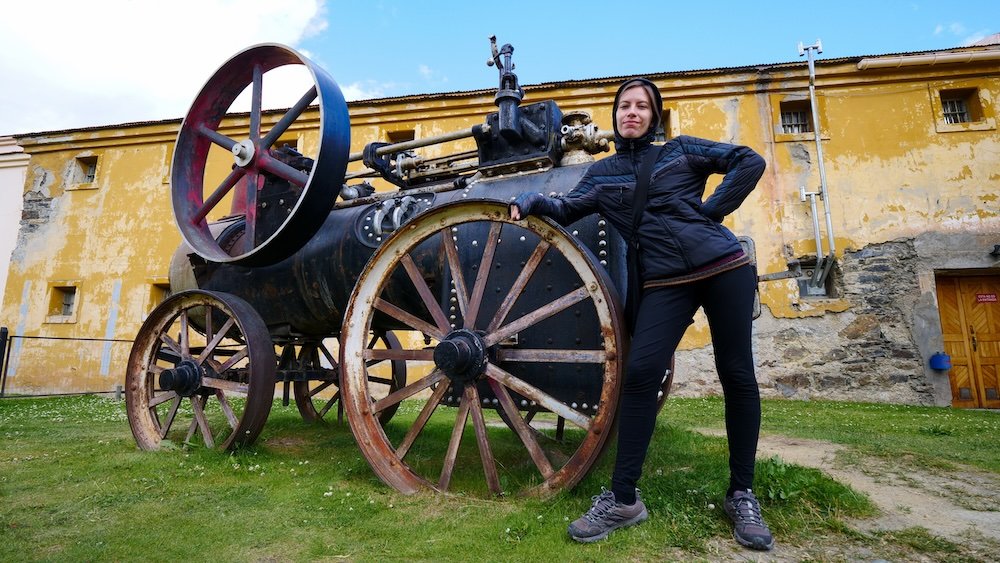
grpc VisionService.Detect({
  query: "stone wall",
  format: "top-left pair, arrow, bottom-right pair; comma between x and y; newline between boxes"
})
14,165 -> 56,261
670,238 -> 942,405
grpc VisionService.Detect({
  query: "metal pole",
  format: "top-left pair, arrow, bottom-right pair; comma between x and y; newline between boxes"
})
0,327 -> 9,398
801,187 -> 824,259
800,40 -> 836,259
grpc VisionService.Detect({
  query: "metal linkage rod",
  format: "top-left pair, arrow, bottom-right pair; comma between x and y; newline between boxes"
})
347,126 -> 486,163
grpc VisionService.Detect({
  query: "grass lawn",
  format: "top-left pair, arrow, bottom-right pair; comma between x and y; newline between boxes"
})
0,395 -> 996,561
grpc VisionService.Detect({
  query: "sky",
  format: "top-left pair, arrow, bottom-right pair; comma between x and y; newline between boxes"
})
0,0 -> 995,137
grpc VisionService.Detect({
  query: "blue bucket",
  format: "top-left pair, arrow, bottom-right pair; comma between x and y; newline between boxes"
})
929,352 -> 952,370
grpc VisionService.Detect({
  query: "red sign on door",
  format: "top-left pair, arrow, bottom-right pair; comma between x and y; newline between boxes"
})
977,293 -> 998,303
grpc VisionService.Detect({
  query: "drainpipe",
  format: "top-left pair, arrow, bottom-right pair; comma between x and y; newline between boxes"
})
799,40 -> 836,291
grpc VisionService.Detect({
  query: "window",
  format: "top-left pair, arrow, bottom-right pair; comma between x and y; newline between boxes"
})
56,287 -> 75,315
275,138 -> 298,152
771,94 -> 826,142
46,283 -> 80,323
930,82 -> 995,133
76,156 -> 98,183
653,123 -> 666,142
940,88 -> 980,124
143,278 -> 172,320
941,97 -> 970,124
780,100 -> 813,134
386,129 -> 416,144
653,109 -> 672,142
149,282 -> 172,311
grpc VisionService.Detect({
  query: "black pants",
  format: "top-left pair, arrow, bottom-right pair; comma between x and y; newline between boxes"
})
611,264 -> 760,505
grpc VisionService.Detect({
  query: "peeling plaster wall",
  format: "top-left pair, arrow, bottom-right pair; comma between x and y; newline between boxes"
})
2,126 -> 182,394
2,46 -> 999,403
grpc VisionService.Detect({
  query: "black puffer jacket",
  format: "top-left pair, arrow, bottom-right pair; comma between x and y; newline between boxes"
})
515,78 -> 765,282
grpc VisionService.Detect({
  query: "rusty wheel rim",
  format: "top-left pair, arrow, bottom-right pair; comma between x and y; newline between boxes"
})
125,290 -> 275,450
340,201 -> 625,497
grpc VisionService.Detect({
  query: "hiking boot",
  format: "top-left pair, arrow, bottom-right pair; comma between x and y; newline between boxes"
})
567,488 -> 648,543
724,489 -> 774,551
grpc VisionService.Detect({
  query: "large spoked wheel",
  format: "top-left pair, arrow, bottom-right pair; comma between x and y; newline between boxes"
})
291,332 -> 407,424
172,43 -> 350,266
125,290 -> 276,450
340,201 -> 626,498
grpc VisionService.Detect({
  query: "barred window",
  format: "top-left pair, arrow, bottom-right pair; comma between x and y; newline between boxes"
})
779,100 -> 813,134
940,89 -> 977,124
653,109 -> 671,142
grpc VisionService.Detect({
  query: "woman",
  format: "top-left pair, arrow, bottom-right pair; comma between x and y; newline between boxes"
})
510,78 -> 773,551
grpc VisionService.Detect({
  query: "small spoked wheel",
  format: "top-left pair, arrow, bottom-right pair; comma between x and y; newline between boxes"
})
172,43 -> 350,266
125,290 -> 275,450
340,201 -> 626,497
289,332 -> 407,424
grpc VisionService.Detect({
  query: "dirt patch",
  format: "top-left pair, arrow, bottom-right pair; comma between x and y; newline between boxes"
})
696,429 -> 1000,560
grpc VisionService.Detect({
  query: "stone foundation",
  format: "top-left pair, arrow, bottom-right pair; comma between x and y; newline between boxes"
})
668,237 -> 980,406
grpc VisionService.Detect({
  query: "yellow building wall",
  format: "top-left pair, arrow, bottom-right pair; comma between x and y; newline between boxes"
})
2,46 -> 998,396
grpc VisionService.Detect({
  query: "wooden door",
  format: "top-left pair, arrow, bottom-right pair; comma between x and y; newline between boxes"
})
936,275 -> 1000,408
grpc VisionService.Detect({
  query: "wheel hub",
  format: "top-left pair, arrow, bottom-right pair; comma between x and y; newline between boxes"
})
158,359 -> 203,397
232,139 -> 256,167
433,329 -> 488,384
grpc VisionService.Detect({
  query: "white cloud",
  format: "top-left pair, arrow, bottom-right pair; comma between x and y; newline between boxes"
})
962,29 -> 995,46
415,64 -> 448,86
934,21 -> 973,38
0,0 -> 327,136
338,79 -> 409,101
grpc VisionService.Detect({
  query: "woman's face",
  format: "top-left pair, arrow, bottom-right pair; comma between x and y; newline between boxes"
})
616,85 -> 654,139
